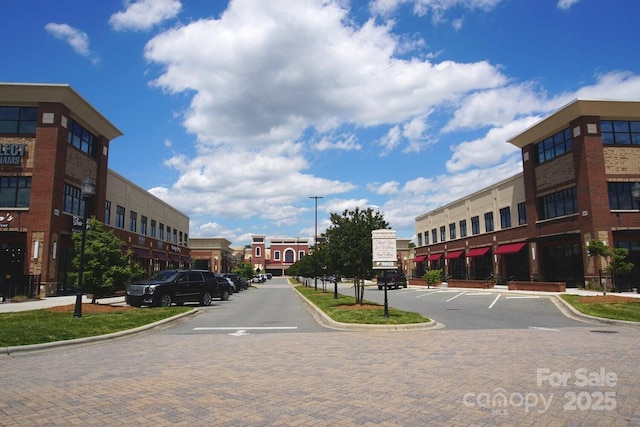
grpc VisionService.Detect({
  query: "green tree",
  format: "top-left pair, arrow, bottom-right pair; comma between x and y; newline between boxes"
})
71,218 -> 145,303
323,207 -> 389,303
587,239 -> 634,294
233,261 -> 256,281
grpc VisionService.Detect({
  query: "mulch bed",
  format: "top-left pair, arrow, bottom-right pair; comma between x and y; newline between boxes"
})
575,295 -> 640,304
47,303 -> 134,314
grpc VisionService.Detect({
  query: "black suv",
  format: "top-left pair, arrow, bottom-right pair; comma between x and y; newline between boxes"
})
377,270 -> 408,290
223,273 -> 249,291
125,269 -> 230,307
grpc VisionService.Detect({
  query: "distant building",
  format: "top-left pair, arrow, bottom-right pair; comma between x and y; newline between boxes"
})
415,99 -> 640,290
250,235 -> 309,276
188,237 -> 235,273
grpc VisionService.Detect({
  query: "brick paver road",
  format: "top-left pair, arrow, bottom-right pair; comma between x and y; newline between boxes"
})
1,319 -> 639,426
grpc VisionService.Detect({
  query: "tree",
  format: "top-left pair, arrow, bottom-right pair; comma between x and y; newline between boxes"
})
71,218 -> 145,303
233,261 -> 255,281
323,207 -> 389,303
587,239 -> 634,294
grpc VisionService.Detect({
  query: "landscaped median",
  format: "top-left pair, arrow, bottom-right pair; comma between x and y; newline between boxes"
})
0,304 -> 193,354
559,294 -> 640,324
293,283 -> 435,330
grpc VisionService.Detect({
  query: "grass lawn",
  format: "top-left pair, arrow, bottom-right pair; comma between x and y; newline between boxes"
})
295,284 -> 429,325
0,304 -> 192,347
560,294 -> 640,322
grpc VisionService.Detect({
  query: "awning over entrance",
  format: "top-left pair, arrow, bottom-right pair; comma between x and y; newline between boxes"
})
444,250 -> 464,259
466,247 -> 491,257
427,253 -> 443,261
414,255 -> 427,263
154,252 -> 170,261
494,242 -> 526,255
133,248 -> 152,259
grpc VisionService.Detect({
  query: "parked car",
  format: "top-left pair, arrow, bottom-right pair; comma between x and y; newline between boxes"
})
224,273 -> 248,291
125,269 -> 229,307
252,275 -> 267,283
216,274 -> 235,294
377,270 -> 407,290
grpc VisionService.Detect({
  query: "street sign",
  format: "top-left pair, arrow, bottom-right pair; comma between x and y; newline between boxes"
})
372,229 -> 397,270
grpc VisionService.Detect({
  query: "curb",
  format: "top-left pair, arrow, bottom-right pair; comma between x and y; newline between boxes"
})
553,295 -> 640,327
292,286 -> 440,331
2,308 -> 198,356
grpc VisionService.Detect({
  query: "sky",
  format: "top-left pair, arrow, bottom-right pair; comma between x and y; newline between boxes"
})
3,0 -> 640,246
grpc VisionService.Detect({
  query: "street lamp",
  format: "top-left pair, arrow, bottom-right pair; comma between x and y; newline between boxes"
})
632,182 -> 640,210
309,196 -> 323,291
73,177 -> 96,318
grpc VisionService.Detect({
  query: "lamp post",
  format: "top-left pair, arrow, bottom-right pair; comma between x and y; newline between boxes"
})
73,177 -> 96,318
309,196 -> 323,291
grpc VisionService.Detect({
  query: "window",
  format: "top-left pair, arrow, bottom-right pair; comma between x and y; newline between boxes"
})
179,231 -> 183,244
449,223 -> 456,240
104,201 -> 111,225
255,247 -> 261,257
166,226 -> 171,242
431,229 -> 437,244
159,223 -> 164,240
499,207 -> 511,229
274,251 -> 281,261
129,211 -> 137,232
440,226 -> 446,242
536,128 -> 573,164
0,176 -> 31,207
299,251 -> 305,260
0,107 -> 37,134
141,215 -> 148,236
63,183 -> 86,216
608,182 -> 635,210
601,120 -> 640,145
150,220 -> 157,238
67,118 -> 98,157
518,202 -> 527,225
115,205 -> 125,228
538,187 -> 578,220
173,228 -> 177,244
284,249 -> 294,263
471,216 -> 480,235
417,233 -> 422,247
459,220 -> 467,238
424,231 -> 429,245
484,212 -> 494,232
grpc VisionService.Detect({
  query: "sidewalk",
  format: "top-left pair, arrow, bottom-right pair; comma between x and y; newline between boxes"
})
0,294 -> 126,313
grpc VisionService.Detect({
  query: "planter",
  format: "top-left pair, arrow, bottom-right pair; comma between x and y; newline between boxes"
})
507,281 -> 566,292
447,279 -> 494,289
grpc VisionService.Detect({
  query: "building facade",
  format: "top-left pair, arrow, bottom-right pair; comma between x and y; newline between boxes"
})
188,237 -> 235,273
250,235 -> 309,276
0,83 -> 190,297
415,99 -> 640,290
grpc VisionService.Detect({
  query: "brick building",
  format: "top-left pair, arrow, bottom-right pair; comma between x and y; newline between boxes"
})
0,83 -> 190,297
415,99 -> 640,290
250,235 -> 309,276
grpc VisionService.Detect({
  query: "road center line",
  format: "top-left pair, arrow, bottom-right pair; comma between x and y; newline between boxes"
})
488,295 -> 501,309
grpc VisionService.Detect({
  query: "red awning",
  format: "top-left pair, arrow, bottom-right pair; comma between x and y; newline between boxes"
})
466,247 -> 491,257
427,253 -> 443,261
444,250 -> 464,259
414,255 -> 427,263
133,248 -> 153,259
495,242 -> 527,255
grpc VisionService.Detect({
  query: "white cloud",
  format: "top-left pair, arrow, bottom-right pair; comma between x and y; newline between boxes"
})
109,0 -> 181,31
44,23 -> 98,64
370,0 -> 503,23
557,0 -> 579,10
314,134 -> 361,151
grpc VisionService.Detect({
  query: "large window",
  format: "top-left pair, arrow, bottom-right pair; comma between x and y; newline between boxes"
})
0,107 -> 37,134
104,200 -> 111,225
424,231 -> 429,245
417,233 -> 423,247
150,220 -> 157,238
141,215 -> 148,235
431,228 -> 437,244
459,220 -> 467,238
601,120 -> 640,145
440,226 -> 446,242
536,128 -> 573,164
538,187 -> 578,220
159,223 -> 164,240
0,176 -> 31,207
518,202 -> 527,225
449,223 -> 456,240
484,212 -> 494,232
67,118 -> 97,157
499,207 -> 511,229
63,183 -> 85,216
129,211 -> 137,233
115,205 -> 125,228
471,216 -> 480,235
608,182 -> 636,210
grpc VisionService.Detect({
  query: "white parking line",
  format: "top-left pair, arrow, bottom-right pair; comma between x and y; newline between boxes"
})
506,296 -> 541,299
446,292 -> 466,302
488,295 -> 501,309
529,326 -> 560,332
193,326 -> 298,331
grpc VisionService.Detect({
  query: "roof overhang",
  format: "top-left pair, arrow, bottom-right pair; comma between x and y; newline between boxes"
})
508,99 -> 640,149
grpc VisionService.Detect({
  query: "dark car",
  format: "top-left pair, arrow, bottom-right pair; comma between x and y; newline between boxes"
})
125,269 -> 229,307
377,270 -> 407,290
224,273 -> 249,291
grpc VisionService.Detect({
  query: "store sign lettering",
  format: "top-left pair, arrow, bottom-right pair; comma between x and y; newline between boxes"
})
0,144 -> 27,165
0,212 -> 15,228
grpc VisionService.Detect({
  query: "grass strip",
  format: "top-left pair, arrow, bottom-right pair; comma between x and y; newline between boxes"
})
0,306 -> 192,347
295,284 -> 429,325
561,295 -> 640,322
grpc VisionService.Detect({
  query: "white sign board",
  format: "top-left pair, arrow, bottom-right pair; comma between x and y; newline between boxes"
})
372,229 -> 397,270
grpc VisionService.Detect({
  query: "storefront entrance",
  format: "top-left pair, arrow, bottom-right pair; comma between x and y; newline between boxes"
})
0,232 -> 26,299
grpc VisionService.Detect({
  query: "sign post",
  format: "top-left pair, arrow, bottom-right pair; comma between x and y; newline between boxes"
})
372,229 -> 397,318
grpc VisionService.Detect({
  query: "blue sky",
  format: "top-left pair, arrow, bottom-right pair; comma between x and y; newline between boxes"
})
3,0 -> 640,246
